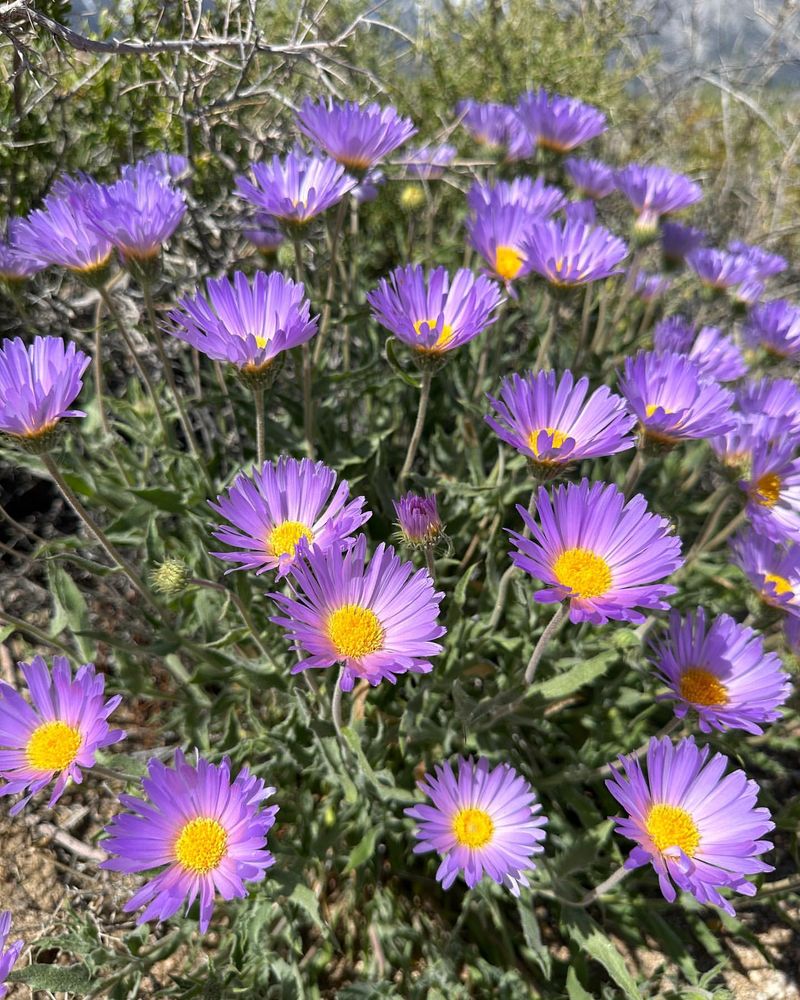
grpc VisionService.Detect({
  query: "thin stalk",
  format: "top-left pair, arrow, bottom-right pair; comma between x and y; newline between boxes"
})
685,486 -> 733,563
92,297 -> 111,437
313,196 -> 348,367
534,296 -> 558,371
0,609 -> 76,658
331,664 -> 345,743
578,863 -> 630,907
292,238 -> 315,457
590,283 -> 610,353
572,282 -> 594,368
189,578 -> 274,664
524,603 -> 568,685
398,369 -> 432,488
623,449 -> 646,498
424,545 -> 436,581
253,385 -> 266,465
489,487 -> 539,630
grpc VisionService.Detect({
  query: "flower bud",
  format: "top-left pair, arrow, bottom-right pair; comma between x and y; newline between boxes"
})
393,492 -> 444,548
150,558 -> 191,596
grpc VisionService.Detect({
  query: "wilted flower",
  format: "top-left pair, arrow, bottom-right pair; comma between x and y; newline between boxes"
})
405,757 -> 547,895
467,177 -> 566,218
235,152 -> 356,226
660,221 -> 706,265
101,751 -> 277,934
615,165 -> 702,235
564,156 -> 616,199
728,240 -> 787,280
14,189 -> 113,277
524,219 -> 627,287
740,440 -> 800,543
0,219 -> 42,282
398,144 -> 457,180
606,736 -> 773,915
456,99 -> 533,160
393,493 -> 444,547
744,299 -> 800,358
516,89 -> 607,153
730,531 -> 800,617
686,248 -> 755,291
297,98 -> 416,170
0,912 -> 22,999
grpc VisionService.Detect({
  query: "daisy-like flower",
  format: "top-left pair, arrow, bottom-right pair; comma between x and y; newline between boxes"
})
456,100 -> 533,161
509,479 -> 682,625
619,351 -> 736,447
732,277 -> 765,309
270,534 -> 445,691
653,318 -> 745,382
209,456 -> 370,578
0,336 -> 90,447
485,369 -> 635,472
0,911 -> 22,999
651,608 -> 790,734
235,152 -> 356,226
615,165 -> 702,236
86,161 -> 186,262
524,219 -> 628,287
740,440 -> 800,543
731,531 -> 800,616
366,264 -> 503,357
393,492 -> 445,548
405,757 -> 547,895
0,656 -> 125,815
738,377 -> 800,436
633,270 -> 671,302
516,90 -> 607,153
14,189 -> 112,278
710,415 -> 774,472
137,152 -> 191,184
728,240 -> 787,280
563,199 -> 597,225
165,271 -> 318,379
564,156 -> 616,199
686,248 -> 755,292
467,202 -> 538,284
297,98 -> 416,170
660,221 -> 706,266
0,219 -> 42,282
606,736 -> 774,915
398,144 -> 457,180
242,212 -> 284,255
467,177 -> 566,218
744,299 -> 800,359
652,316 -> 694,353
101,751 -> 277,934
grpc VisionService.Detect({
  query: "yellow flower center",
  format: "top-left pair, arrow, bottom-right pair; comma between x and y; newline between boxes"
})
413,318 -> 454,351
645,803 -> 700,857
254,335 -> 269,349
327,603 -> 384,659
527,427 -> 568,459
267,520 -> 313,558
495,245 -> 524,280
753,472 -> 781,508
763,572 -> 792,602
452,807 -> 495,849
174,817 -> 228,874
678,667 -> 729,706
645,403 -> 674,419
553,547 -> 612,599
26,720 -> 82,772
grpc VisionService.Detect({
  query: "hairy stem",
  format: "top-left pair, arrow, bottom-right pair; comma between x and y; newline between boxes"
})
524,603 -> 569,685
398,369 -> 432,488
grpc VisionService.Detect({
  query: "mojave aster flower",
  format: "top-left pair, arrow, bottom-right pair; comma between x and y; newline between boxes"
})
393,493 -> 444,548
101,750 -> 277,934
235,151 -> 356,226
652,315 -> 694,354
738,377 -> 800,436
731,531 -> 800,616
524,218 -> 627,287
740,440 -> 800,543
137,151 -> 191,183
456,99 -> 533,160
467,177 -> 566,218
651,608 -> 790,734
653,318 -> 745,382
509,479 -> 682,625
615,165 -> 702,235
633,269 -> 671,302
13,188 -> 112,276
242,212 -> 284,254
516,89 -> 607,153
660,221 -> 706,265
728,240 -> 787,280
606,736 -> 774,915
270,534 -> 445,691
744,299 -> 800,358
366,264 -> 503,356
405,756 -> 547,895
710,414 -> 776,471
0,656 -> 124,815
0,336 -> 90,445
732,276 -> 765,309
686,248 -> 755,292
297,98 -> 416,170
485,369 -> 635,470
564,156 -> 616,199
0,219 -> 42,282
563,199 -> 597,225
0,911 -> 22,999
165,271 -> 318,377
209,456 -> 370,578
467,201 -> 538,284
619,351 -> 736,447
398,143 -> 457,180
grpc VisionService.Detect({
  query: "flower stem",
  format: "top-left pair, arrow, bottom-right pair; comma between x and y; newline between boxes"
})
189,578 -> 274,664
524,602 -> 568,685
253,385 -> 266,466
593,716 -> 681,779
313,196 -> 348,367
622,449 -> 646,498
578,863 -> 630,907
399,369 -> 432,488
489,487 -> 539,630
534,296 -> 558,371
331,664 -> 345,742
292,238 -> 315,457
424,545 -> 436,581
0,609 -> 76,658
92,296 -> 111,438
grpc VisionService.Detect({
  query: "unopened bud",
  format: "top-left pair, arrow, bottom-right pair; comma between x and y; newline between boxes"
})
150,558 -> 191,596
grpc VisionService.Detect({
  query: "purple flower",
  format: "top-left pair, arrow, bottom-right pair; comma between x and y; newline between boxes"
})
732,276 -> 765,308
14,189 -> 112,276
367,264 -> 503,355
731,531 -> 800,617
785,614 -> 800,654
235,152 -> 356,225
738,377 -> 800,435
652,316 -> 694,353
270,535 -> 445,691
165,271 -> 318,374
619,351 -> 736,446
651,608 -> 790,734
728,240 -> 787,279
745,299 -> 800,358
86,161 -> 186,261
405,757 -> 547,895
606,736 -> 774,915
101,751 -> 277,934
0,219 -> 42,281
633,269 -> 671,302
209,456 -> 370,578
660,221 -> 706,264
0,912 -> 22,999
485,369 -> 635,469
516,89 -> 607,153
297,98 -> 416,170
710,415 -> 773,471
467,177 -> 566,218
563,199 -> 597,225
508,479 -> 682,625
564,156 -> 616,199
393,493 -> 444,547
524,219 -> 628,287
0,656 -> 124,815
467,202 -> 538,283
242,212 -> 284,254
0,336 -> 90,442
740,440 -> 800,543
137,152 -> 191,183
615,165 -> 702,234
686,248 -> 755,291
653,318 -> 746,382
456,100 -> 533,160
398,144 -> 457,180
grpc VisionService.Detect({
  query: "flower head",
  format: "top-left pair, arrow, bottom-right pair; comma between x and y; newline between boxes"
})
367,264 -> 503,356
270,535 -> 445,691
393,492 -> 444,547
467,176 -> 566,218
524,219 -> 627,287
235,152 -> 356,225
209,457 -> 370,578
405,757 -> 547,895
509,479 -> 682,625
398,143 -> 457,180
633,269 -> 671,302
653,317 -> 745,382
0,219 -> 42,281
297,98 -> 416,170
652,316 -> 694,354
0,336 -> 90,445
0,912 -> 22,999
740,440 -> 800,543
564,156 -> 616,199
467,202 -> 538,284
728,240 -> 787,280
738,377 -> 800,436
242,212 -> 284,254
14,188 -> 112,276
732,276 -> 765,309
165,271 -> 318,375
563,199 -> 597,225
710,414 -> 774,471
619,351 -> 735,446
516,90 -> 607,153
651,608 -> 790,734
660,221 -> 706,265
686,248 -> 755,291
615,165 -> 702,235
137,152 -> 191,183
485,369 -> 635,471
606,736 -> 774,915
456,100 -> 532,160
101,750 -> 277,934
731,531 -> 800,616
745,299 -> 800,358
0,656 -> 124,815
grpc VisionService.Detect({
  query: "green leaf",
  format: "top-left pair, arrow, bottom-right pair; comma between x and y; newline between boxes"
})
47,562 -> 92,658
385,337 -> 422,388
9,963 -> 92,993
289,883 -> 324,929
516,898 -> 552,979
563,907 -> 643,1000
566,966 -> 594,1000
347,827 -> 378,870
130,487 -> 186,513
530,650 -> 618,700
